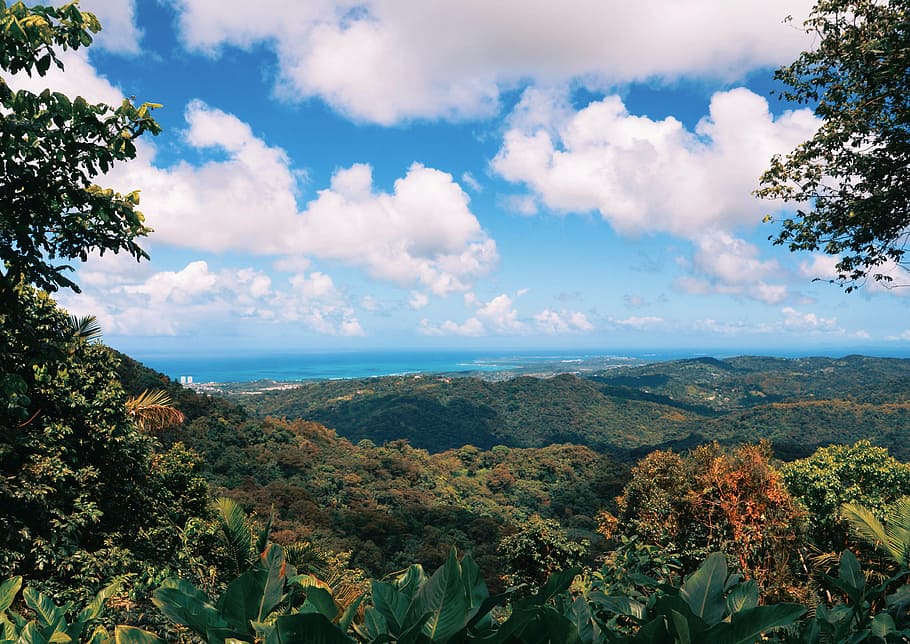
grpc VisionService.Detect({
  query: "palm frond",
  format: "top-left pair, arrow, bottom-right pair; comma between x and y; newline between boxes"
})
125,389 -> 185,432
215,497 -> 253,576
69,314 -> 102,342
841,501 -> 910,567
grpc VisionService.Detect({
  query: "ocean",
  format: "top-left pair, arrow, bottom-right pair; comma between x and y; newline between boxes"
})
130,349 -> 691,384
126,346 -> 909,384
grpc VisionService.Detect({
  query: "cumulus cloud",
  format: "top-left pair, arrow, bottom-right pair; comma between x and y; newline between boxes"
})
676,233 -> 789,304
61,258 -> 364,336
167,0 -> 812,124
423,295 -> 593,336
781,306 -> 837,331
535,309 -> 594,334
105,102 -> 497,295
613,316 -> 664,329
493,88 -> 819,237
80,0 -> 144,54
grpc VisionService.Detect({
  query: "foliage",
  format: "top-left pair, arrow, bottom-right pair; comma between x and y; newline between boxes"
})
841,498 -> 910,568
781,441 -> 910,553
797,550 -> 910,643
153,542 -> 356,643
601,443 -> 806,598
756,0 -> 910,290
0,288 -> 211,603
589,552 -> 806,644
125,390 -> 185,433
233,356 -> 910,463
0,576 -> 161,643
497,515 -> 588,592
0,0 -> 160,298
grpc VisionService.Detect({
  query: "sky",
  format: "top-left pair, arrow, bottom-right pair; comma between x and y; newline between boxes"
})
17,0 -> 910,356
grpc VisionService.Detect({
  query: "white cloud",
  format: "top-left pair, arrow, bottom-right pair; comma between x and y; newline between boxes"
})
409,292 -> 430,310
535,309 -> 594,334
614,316 -> 664,329
419,317 -> 485,337
106,102 -> 497,295
168,0 -> 812,124
493,88 -> 818,237
501,194 -> 540,216
676,233 -> 789,304
492,88 -> 818,239
781,306 -> 837,331
461,172 -> 482,192
80,0 -> 143,54
62,257 -> 364,337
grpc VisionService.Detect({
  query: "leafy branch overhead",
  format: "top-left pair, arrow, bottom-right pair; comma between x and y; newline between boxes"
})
0,1 -> 161,299
757,0 -> 910,291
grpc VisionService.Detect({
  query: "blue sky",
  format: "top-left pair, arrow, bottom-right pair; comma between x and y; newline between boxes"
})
19,0 -> 910,356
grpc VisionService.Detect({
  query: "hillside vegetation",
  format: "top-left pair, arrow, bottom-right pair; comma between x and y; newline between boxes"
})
235,354 -> 910,461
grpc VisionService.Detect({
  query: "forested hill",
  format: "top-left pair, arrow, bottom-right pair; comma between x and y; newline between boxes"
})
234,355 -> 910,461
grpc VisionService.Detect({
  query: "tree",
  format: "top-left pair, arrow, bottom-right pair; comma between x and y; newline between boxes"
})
756,0 -> 910,290
599,443 -> 806,598
0,288 -> 211,602
0,1 -> 160,299
781,441 -> 910,553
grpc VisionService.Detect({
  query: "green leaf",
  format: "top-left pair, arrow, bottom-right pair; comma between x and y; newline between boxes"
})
19,621 -> 50,644
369,581 -> 409,633
273,614 -> 354,643
529,566 -> 581,605
302,586 -> 338,621
838,550 -> 865,594
407,549 -> 472,641
728,604 -> 806,644
337,594 -> 363,634
217,544 -> 288,632
23,587 -> 65,631
152,579 -> 229,638
215,497 -> 253,575
587,592 -> 647,621
679,552 -> 727,626
113,625 -> 165,643
0,577 -> 22,612
725,580 -> 759,616
870,612 -> 896,638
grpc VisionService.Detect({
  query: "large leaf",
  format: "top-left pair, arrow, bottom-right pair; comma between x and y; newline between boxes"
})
218,544 -> 288,632
724,580 -> 759,616
528,567 -> 581,606
113,626 -> 165,643
870,612 -> 897,638
407,549 -> 472,641
18,621 -> 50,644
22,588 -> 65,632
587,592 -> 647,621
69,582 -> 122,641
679,552 -> 727,626
273,614 -> 354,644
838,550 -> 865,594
152,578 -> 229,637
0,578 -> 22,612
569,596 -> 601,644
369,581 -> 410,634
728,604 -> 807,644
301,586 -> 338,621
459,553 -> 488,609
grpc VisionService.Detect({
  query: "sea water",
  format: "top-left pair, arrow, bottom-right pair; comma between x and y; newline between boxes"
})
128,349 -> 689,384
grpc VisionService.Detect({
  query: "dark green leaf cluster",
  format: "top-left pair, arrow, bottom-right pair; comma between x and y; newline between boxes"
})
0,1 -> 161,298
757,0 -> 910,290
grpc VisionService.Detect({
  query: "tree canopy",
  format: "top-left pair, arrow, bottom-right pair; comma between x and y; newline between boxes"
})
0,1 -> 160,299
757,0 -> 910,290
